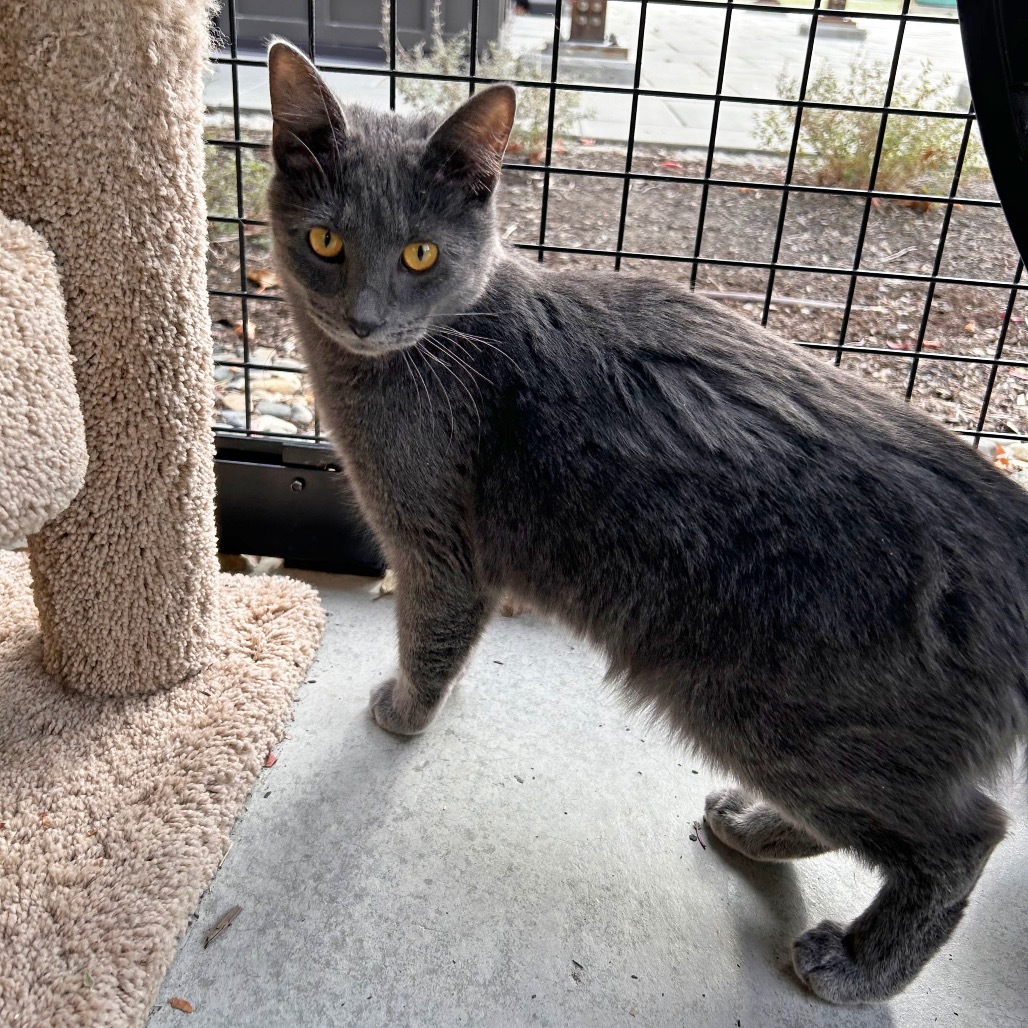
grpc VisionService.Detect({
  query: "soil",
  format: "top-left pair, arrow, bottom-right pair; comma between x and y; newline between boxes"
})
206,137 -> 1028,444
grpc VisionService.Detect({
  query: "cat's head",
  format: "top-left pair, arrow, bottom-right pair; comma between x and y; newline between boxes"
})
266,40 -> 516,357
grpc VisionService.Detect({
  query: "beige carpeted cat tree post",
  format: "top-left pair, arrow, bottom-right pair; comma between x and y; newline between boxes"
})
0,2 -> 325,1024
0,212 -> 87,548
0,0 -> 220,692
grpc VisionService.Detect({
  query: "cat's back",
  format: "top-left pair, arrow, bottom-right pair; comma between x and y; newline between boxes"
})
472,258 -> 1028,664
488,260 -> 1028,538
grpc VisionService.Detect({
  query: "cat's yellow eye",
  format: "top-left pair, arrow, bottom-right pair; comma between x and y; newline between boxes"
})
308,226 -> 344,260
401,241 -> 439,272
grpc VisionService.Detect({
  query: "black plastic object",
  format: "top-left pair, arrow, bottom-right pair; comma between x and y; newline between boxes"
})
214,434 -> 385,576
957,0 -> 1028,264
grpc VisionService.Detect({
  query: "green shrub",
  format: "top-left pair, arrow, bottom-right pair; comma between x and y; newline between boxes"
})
383,0 -> 589,160
204,136 -> 272,221
755,57 -> 985,194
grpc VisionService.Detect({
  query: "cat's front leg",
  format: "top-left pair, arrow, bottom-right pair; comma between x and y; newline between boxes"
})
371,562 -> 493,736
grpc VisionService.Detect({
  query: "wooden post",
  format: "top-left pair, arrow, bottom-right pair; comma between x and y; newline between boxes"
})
570,0 -> 608,44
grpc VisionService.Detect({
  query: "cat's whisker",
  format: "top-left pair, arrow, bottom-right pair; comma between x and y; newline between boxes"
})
424,334 -> 494,387
430,322 -> 508,344
437,328 -> 507,351
431,325 -> 524,374
399,349 -> 420,416
420,339 -> 482,434
420,349 -> 480,441
431,311 -> 503,318
412,343 -> 457,449
443,336 -> 477,370
426,332 -> 493,386
400,349 -> 428,423
421,335 -> 471,383
429,324 -> 495,349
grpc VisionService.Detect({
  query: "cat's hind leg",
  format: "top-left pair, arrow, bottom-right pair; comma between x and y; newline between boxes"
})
792,788 -> 1007,1004
704,788 -> 833,861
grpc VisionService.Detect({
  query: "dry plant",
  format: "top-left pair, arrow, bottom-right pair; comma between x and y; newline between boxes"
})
756,57 -> 986,197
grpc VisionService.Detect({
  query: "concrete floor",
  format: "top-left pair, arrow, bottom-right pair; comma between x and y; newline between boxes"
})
149,571 -> 1027,1028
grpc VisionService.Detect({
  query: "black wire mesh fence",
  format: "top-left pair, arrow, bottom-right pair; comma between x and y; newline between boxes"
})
205,0 -> 1028,453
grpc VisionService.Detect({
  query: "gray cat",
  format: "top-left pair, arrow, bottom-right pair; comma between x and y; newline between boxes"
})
265,40 -> 1028,1005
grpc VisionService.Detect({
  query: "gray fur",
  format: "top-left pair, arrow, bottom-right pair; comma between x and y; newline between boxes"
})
266,41 -> 1028,1005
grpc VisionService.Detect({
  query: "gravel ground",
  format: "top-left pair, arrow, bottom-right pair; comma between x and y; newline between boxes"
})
206,138 -> 1028,448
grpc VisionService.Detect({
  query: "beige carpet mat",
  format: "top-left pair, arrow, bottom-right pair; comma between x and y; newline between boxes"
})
0,552 -> 325,1026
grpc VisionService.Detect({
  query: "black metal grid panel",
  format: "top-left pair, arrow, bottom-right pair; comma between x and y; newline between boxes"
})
207,0 -> 1028,448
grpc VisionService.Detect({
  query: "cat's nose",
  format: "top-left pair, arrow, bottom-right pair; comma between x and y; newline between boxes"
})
347,316 -> 381,339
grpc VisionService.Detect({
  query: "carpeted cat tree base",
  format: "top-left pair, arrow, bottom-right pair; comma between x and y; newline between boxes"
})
0,3 -> 328,1022
0,552 -> 324,1025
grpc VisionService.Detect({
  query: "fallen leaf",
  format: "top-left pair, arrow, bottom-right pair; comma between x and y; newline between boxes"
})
233,321 -> 256,342
253,375 -> 297,395
169,998 -> 194,1014
501,596 -> 532,617
964,321 -> 977,334
691,820 -> 707,850
264,752 -> 277,768
204,905 -> 243,948
246,267 -> 280,292
373,568 -> 397,599
82,971 -> 93,989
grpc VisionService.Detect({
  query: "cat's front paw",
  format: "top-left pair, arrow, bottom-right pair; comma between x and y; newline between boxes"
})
369,678 -> 437,737
703,787 -> 751,846
793,921 -> 880,1004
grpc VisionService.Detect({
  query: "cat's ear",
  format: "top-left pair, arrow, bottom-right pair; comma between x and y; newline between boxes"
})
267,39 -> 346,179
424,84 -> 517,198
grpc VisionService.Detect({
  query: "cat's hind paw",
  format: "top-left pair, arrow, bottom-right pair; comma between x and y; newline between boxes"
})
704,787 -> 750,824
703,787 -> 755,850
705,787 -> 832,862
